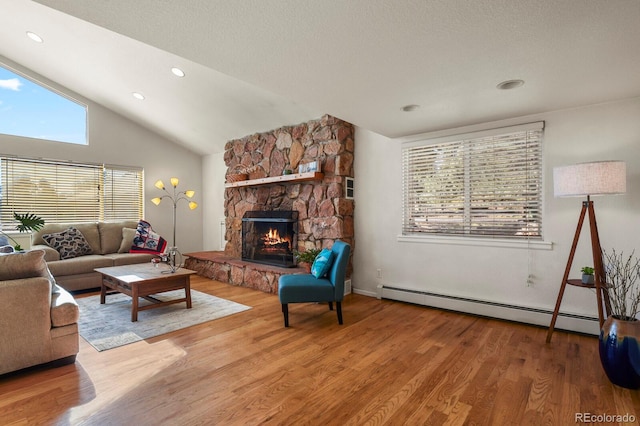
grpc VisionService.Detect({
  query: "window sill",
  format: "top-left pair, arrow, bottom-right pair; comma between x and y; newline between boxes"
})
397,234 -> 553,250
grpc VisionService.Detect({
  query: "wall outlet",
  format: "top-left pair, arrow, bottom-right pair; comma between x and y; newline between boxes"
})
527,274 -> 534,286
377,269 -> 382,279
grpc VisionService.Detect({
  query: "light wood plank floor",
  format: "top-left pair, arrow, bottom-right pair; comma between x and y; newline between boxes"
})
1,276 -> 639,425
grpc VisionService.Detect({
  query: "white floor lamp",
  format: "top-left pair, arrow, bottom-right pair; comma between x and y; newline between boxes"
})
546,161 -> 626,343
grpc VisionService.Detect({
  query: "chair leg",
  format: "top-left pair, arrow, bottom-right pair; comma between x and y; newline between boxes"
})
328,301 -> 333,311
282,304 -> 289,327
337,301 -> 343,325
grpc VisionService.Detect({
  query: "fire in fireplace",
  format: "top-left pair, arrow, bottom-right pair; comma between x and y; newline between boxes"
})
242,211 -> 298,267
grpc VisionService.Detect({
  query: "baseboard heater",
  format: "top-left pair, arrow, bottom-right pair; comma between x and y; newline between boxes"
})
380,285 -> 600,336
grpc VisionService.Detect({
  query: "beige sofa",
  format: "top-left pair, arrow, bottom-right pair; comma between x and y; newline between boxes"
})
0,250 -> 79,375
31,221 -> 155,291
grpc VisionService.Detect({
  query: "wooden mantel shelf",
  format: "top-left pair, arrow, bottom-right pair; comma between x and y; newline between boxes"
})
225,171 -> 324,188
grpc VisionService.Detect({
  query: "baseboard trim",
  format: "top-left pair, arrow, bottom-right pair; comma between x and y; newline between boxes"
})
380,285 -> 600,336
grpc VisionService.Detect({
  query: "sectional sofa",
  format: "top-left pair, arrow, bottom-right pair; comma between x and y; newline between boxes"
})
31,221 -> 155,291
0,250 -> 79,375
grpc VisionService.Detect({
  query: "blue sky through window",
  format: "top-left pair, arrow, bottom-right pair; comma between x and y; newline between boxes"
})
0,65 -> 87,144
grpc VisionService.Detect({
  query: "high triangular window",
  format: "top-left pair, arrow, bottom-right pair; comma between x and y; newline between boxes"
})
0,65 -> 87,144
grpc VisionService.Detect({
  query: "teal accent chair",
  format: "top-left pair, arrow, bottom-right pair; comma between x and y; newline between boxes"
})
278,240 -> 351,327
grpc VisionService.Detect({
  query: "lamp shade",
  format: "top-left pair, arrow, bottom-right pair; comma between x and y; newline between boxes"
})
154,180 -> 165,190
170,177 -> 179,187
553,161 -> 626,197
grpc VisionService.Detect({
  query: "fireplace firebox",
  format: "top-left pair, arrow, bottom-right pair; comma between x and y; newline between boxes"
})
242,211 -> 298,267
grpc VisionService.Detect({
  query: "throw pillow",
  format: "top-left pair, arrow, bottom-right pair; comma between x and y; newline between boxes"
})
118,228 -> 137,253
0,249 -> 59,292
311,248 -> 335,279
130,220 -> 168,254
42,227 -> 93,260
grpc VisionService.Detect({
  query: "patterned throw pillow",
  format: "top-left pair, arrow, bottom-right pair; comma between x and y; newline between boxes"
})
42,227 -> 93,260
311,248 -> 335,279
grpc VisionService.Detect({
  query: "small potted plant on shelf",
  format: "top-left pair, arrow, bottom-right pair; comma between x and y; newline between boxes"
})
0,212 -> 45,252
294,248 -> 321,273
581,266 -> 595,284
598,249 -> 640,389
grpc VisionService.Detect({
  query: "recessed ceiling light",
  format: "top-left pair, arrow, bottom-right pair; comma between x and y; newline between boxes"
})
132,92 -> 145,100
26,31 -> 43,43
497,79 -> 525,90
171,67 -> 185,77
401,104 -> 420,112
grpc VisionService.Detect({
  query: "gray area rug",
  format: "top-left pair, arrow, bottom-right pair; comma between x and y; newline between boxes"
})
76,290 -> 251,351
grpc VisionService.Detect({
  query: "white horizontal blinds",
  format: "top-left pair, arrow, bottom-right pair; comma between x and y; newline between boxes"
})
0,157 -> 100,228
467,130 -> 542,237
101,166 -> 143,221
402,122 -> 543,239
402,140 -> 466,235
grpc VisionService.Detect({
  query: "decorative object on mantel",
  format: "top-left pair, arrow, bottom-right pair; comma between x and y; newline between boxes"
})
0,212 -> 45,251
298,161 -> 319,173
547,160 -> 626,343
226,165 -> 249,183
598,249 -> 640,389
151,177 -> 198,273
581,266 -> 595,284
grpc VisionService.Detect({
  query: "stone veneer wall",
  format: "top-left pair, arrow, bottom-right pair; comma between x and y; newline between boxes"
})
224,115 -> 354,264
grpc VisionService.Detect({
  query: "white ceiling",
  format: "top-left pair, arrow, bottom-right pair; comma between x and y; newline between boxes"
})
2,0 -> 640,155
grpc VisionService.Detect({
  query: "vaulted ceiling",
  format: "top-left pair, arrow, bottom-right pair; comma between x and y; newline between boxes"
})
2,1 -> 640,155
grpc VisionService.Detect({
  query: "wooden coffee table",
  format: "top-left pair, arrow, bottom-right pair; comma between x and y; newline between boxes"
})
95,263 -> 196,322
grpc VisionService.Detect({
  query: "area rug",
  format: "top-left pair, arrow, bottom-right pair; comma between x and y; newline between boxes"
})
76,290 -> 251,351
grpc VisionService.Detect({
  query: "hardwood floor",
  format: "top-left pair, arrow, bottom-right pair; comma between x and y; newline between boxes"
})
1,276 -> 639,425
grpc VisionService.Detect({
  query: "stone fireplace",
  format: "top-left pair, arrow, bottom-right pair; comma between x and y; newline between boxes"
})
185,114 -> 354,294
223,114 -> 354,260
242,211 -> 298,268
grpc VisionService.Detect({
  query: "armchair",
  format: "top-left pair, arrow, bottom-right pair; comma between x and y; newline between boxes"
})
278,240 -> 351,327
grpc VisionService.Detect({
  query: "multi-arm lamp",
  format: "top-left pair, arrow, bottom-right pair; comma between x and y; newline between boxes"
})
546,160 -> 626,343
151,177 -> 197,271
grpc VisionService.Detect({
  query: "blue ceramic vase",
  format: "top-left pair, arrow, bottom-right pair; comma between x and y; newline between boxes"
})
599,315 -> 640,389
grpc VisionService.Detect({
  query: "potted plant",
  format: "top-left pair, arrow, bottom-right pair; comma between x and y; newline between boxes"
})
581,266 -> 595,284
293,248 -> 321,273
598,249 -> 640,389
0,213 -> 45,251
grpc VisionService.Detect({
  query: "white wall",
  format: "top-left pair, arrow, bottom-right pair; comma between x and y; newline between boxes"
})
0,57 -> 204,253
353,97 -> 640,331
202,152 -> 227,251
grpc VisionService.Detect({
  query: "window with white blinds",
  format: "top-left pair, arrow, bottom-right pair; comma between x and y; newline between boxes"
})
0,157 -> 143,229
402,122 -> 543,239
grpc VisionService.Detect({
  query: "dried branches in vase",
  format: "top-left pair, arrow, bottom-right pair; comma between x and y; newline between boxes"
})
602,249 -> 640,321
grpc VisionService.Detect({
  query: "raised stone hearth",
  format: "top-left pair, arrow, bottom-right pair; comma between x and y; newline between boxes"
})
185,251 -> 306,294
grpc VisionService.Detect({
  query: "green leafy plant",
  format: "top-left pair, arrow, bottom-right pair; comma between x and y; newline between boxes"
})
294,248 -> 321,264
581,266 -> 594,275
0,212 -> 45,251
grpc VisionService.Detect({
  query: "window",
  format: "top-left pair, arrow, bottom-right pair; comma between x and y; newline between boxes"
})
0,156 -> 143,229
0,65 -> 87,145
402,122 -> 543,239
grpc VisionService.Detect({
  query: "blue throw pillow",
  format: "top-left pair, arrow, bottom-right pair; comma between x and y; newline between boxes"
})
311,248 -> 334,278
